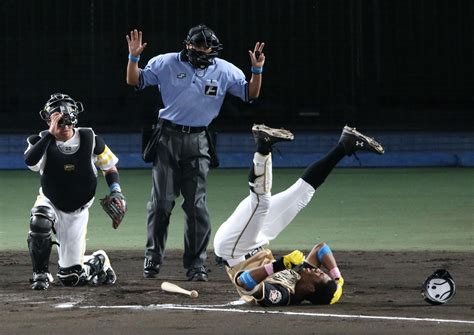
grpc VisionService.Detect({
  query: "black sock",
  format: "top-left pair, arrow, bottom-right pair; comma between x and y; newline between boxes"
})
257,142 -> 271,155
301,144 -> 346,189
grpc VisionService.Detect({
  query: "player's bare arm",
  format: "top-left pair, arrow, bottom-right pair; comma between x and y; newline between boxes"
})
126,29 -> 148,86
236,250 -> 304,297
248,42 -> 265,99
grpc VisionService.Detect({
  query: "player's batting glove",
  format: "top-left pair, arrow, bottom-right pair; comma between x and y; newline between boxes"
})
330,277 -> 344,304
100,191 -> 127,229
273,250 -> 305,272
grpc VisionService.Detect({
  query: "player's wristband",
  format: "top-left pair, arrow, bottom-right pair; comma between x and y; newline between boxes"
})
106,172 -> 121,192
251,66 -> 263,74
109,183 -> 121,193
128,54 -> 140,62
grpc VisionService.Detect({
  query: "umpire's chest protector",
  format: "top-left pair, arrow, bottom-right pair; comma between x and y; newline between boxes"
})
41,128 -> 97,212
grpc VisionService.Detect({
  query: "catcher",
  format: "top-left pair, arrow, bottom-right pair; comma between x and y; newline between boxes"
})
24,93 -> 127,290
214,124 -> 384,306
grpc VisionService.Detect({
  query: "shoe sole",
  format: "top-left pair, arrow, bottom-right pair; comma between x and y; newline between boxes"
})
252,124 -> 294,141
31,282 -> 49,290
343,126 -> 385,154
143,272 -> 159,278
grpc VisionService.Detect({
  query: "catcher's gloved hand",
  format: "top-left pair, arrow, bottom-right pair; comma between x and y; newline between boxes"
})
273,250 -> 305,272
100,191 -> 127,229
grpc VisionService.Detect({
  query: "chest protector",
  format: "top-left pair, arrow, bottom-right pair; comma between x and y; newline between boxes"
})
41,128 -> 97,212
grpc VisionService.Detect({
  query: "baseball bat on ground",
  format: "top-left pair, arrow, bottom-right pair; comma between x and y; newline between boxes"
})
161,281 -> 199,298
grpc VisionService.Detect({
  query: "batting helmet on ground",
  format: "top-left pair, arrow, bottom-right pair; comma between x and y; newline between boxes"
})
421,269 -> 456,305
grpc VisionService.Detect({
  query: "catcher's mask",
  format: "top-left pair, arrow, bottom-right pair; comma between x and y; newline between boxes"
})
39,93 -> 83,127
184,24 -> 223,69
421,269 -> 456,305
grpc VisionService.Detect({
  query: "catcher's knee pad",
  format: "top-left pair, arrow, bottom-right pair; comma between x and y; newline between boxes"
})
30,206 -> 54,234
248,153 -> 272,194
28,206 -> 55,273
58,265 -> 87,287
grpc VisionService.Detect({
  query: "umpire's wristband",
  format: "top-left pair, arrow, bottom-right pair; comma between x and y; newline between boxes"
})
128,54 -> 140,62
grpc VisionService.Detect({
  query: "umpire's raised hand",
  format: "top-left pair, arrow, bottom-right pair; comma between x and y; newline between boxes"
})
248,42 -> 265,68
126,29 -> 148,57
126,29 -> 148,86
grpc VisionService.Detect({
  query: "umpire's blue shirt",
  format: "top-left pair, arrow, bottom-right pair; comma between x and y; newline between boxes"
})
137,52 -> 249,127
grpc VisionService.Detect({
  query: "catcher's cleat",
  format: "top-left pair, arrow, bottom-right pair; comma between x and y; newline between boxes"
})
252,124 -> 294,147
338,125 -> 384,156
31,272 -> 53,290
143,258 -> 160,278
186,266 -> 209,282
90,250 -> 116,285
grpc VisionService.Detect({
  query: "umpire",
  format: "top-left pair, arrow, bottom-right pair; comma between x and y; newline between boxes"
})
125,24 -> 265,281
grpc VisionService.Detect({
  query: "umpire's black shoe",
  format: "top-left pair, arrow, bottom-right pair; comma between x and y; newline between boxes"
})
186,266 -> 208,282
143,258 -> 160,278
252,124 -> 294,147
338,125 -> 384,156
31,272 -> 53,290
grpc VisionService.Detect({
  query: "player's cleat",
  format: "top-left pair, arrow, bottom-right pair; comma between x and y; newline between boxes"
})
31,272 -> 53,290
338,125 -> 384,156
252,124 -> 294,147
186,266 -> 209,282
143,258 -> 160,278
90,250 -> 116,285
85,251 -> 106,285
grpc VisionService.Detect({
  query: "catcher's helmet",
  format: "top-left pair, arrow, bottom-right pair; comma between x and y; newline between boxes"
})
39,93 -> 83,126
184,24 -> 223,68
421,269 -> 456,305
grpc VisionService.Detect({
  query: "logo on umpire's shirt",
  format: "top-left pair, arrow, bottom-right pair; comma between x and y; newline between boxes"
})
177,73 -> 186,79
204,85 -> 218,96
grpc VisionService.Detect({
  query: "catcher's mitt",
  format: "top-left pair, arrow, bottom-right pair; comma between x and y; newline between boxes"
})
100,191 -> 127,229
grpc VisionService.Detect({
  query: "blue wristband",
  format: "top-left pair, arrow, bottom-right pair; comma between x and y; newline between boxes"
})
251,66 -> 263,74
128,54 -> 140,62
109,182 -> 121,193
239,271 -> 257,290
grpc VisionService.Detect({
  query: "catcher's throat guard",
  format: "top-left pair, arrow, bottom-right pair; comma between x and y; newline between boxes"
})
421,269 -> 456,305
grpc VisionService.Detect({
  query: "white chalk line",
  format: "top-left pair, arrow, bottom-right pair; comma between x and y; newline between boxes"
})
68,303 -> 474,325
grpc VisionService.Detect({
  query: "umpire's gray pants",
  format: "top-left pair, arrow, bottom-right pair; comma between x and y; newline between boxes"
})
145,126 -> 211,269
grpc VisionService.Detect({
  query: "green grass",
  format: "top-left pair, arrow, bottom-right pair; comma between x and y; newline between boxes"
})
0,168 -> 473,252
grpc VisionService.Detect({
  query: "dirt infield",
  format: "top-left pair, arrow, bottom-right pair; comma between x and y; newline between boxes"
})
1,250 -> 473,334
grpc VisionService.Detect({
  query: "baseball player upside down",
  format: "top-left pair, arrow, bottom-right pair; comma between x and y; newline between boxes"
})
214,124 -> 384,306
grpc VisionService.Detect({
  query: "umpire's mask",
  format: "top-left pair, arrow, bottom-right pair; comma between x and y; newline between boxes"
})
421,269 -> 456,305
40,93 -> 83,127
184,24 -> 223,69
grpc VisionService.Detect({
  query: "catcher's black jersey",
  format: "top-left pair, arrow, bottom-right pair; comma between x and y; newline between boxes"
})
41,128 -> 96,212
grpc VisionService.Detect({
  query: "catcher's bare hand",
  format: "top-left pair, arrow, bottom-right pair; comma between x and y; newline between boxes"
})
100,191 -> 127,229
126,29 -> 147,57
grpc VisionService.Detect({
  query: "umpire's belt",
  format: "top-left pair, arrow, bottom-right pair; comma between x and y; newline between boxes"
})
223,247 -> 264,267
159,119 -> 207,133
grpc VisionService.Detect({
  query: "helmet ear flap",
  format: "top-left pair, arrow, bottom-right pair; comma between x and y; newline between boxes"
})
75,101 -> 84,114
39,109 -> 50,122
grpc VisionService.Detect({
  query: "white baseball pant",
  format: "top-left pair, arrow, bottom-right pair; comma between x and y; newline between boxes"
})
213,153 -> 315,265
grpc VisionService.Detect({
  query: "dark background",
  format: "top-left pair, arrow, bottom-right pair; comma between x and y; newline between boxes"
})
1,0 -> 473,133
